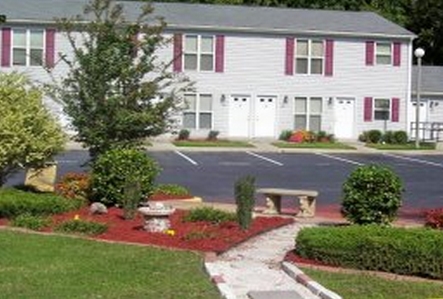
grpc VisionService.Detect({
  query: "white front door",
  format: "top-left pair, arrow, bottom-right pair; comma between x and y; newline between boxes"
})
334,97 -> 355,139
411,100 -> 428,139
254,96 -> 277,137
229,95 -> 251,137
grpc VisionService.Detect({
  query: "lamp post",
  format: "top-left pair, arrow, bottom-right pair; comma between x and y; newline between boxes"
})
414,47 -> 425,149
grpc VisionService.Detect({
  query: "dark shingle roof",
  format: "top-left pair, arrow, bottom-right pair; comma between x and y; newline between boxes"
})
412,66 -> 443,95
1,0 -> 414,38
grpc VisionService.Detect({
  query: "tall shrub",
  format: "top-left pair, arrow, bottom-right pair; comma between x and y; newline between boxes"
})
341,164 -> 403,225
234,176 -> 256,230
123,178 -> 142,220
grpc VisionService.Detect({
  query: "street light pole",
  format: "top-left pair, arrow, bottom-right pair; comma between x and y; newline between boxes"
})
414,48 -> 425,149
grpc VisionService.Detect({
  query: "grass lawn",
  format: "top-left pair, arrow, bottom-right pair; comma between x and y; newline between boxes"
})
173,139 -> 254,148
366,142 -> 436,150
301,267 -> 443,299
0,230 -> 219,299
272,141 -> 355,149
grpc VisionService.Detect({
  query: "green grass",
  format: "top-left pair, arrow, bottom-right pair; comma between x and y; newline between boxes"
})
173,139 -> 254,148
302,267 -> 443,299
272,141 -> 355,149
0,230 -> 219,299
366,142 -> 436,150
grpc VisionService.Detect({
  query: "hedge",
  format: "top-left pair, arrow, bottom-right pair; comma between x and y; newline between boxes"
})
295,225 -> 443,280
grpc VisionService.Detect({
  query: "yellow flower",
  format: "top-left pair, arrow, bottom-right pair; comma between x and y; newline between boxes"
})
166,229 -> 175,236
74,214 -> 80,221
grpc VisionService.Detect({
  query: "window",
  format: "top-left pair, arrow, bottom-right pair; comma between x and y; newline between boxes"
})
12,29 -> 44,66
376,42 -> 391,65
296,40 -> 324,74
374,98 -> 390,120
183,94 -> 213,129
294,97 -> 322,131
184,35 -> 214,71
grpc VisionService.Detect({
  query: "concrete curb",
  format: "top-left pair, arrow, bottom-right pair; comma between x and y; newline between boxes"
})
204,252 -> 237,299
282,261 -> 342,299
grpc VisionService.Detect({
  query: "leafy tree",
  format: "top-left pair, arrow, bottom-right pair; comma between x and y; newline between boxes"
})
50,0 -> 188,160
0,72 -> 66,186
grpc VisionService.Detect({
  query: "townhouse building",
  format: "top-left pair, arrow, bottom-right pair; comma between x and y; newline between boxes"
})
1,0 -> 416,140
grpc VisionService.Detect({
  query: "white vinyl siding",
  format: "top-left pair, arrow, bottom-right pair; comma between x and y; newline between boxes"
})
296,39 -> 324,75
184,35 -> 214,71
183,94 -> 213,129
12,29 -> 44,66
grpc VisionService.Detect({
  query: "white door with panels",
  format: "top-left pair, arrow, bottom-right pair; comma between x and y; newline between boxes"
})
254,96 -> 277,137
334,97 -> 355,139
411,100 -> 428,139
229,95 -> 251,137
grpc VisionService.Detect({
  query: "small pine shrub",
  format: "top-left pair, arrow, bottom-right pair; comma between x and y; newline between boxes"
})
341,164 -> 403,225
235,175 -> 255,230
11,213 -> 51,231
207,130 -> 220,141
90,149 -> 160,206
55,172 -> 90,201
177,129 -> 190,140
55,219 -> 108,236
367,130 -> 382,143
154,184 -> 190,196
279,130 -> 293,141
122,178 -> 141,220
183,207 -> 236,224
393,130 -> 408,144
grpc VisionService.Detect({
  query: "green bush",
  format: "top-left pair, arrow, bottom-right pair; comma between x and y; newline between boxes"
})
341,164 -> 403,225
177,129 -> 190,140
154,184 -> 190,196
55,219 -> 108,236
235,175 -> 256,230
11,213 -> 51,231
367,130 -> 382,143
183,207 -> 236,224
279,130 -> 293,141
382,130 -> 395,144
90,149 -> 160,206
207,130 -> 220,141
0,188 -> 82,219
295,225 -> 443,280
358,131 -> 369,142
122,178 -> 141,220
393,130 -> 408,144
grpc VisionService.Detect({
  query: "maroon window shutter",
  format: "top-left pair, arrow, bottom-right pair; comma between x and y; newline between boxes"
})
45,28 -> 56,68
364,97 -> 373,122
393,42 -> 401,66
365,41 -> 374,66
391,97 -> 400,122
1,27 -> 11,67
215,35 -> 225,73
285,37 -> 294,75
325,39 -> 334,76
173,33 -> 182,73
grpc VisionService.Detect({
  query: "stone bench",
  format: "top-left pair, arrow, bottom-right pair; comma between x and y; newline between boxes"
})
256,188 -> 319,218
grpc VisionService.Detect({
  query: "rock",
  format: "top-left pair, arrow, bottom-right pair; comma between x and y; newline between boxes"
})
90,202 -> 108,214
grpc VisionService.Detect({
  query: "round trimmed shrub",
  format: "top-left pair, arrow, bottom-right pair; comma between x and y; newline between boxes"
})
90,149 -> 160,206
393,130 -> 408,144
382,130 -> 394,144
341,164 -> 403,225
367,129 -> 382,143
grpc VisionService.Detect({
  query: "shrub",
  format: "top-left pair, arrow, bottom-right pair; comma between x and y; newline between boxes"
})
382,130 -> 395,144
358,131 -> 369,142
425,208 -> 443,229
393,130 -> 408,144
90,149 -> 160,206
55,172 -> 90,201
0,72 -> 66,186
0,188 -> 82,219
11,213 -> 51,231
288,130 -> 313,143
183,207 -> 236,224
341,164 -> 403,225
295,225 -> 443,280
122,178 -> 141,220
154,184 -> 190,196
55,219 -> 108,236
366,130 -> 382,143
177,129 -> 190,141
279,130 -> 293,141
235,175 -> 255,230
207,130 -> 220,141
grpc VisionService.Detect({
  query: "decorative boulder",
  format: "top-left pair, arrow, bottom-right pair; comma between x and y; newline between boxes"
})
90,202 -> 108,214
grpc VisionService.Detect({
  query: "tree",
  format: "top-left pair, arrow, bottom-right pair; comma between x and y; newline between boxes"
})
0,72 -> 66,186
50,0 -> 188,160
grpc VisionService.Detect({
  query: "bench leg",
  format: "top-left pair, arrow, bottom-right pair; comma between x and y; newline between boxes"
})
263,195 -> 281,214
296,196 -> 316,218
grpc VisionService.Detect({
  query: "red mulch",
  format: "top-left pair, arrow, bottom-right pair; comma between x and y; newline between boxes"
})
284,250 -> 333,267
1,207 -> 293,254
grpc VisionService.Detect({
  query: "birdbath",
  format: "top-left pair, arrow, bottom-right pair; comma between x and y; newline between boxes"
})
138,202 -> 175,233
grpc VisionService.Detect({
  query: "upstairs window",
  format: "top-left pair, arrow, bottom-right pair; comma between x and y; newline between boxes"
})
376,42 -> 392,65
374,98 -> 390,120
12,29 -> 44,66
183,94 -> 213,129
184,35 -> 214,71
296,39 -> 324,75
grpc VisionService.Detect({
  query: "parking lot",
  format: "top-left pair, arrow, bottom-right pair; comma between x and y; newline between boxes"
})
6,150 -> 443,210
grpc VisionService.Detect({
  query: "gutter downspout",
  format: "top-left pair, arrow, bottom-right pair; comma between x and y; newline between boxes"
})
406,36 -> 414,136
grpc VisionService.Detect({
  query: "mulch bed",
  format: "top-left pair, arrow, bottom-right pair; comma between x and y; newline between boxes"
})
1,207 -> 294,254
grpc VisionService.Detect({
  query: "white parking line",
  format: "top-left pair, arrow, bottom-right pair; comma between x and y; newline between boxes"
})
383,153 -> 443,168
246,151 -> 283,166
315,153 -> 363,166
174,150 -> 198,165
